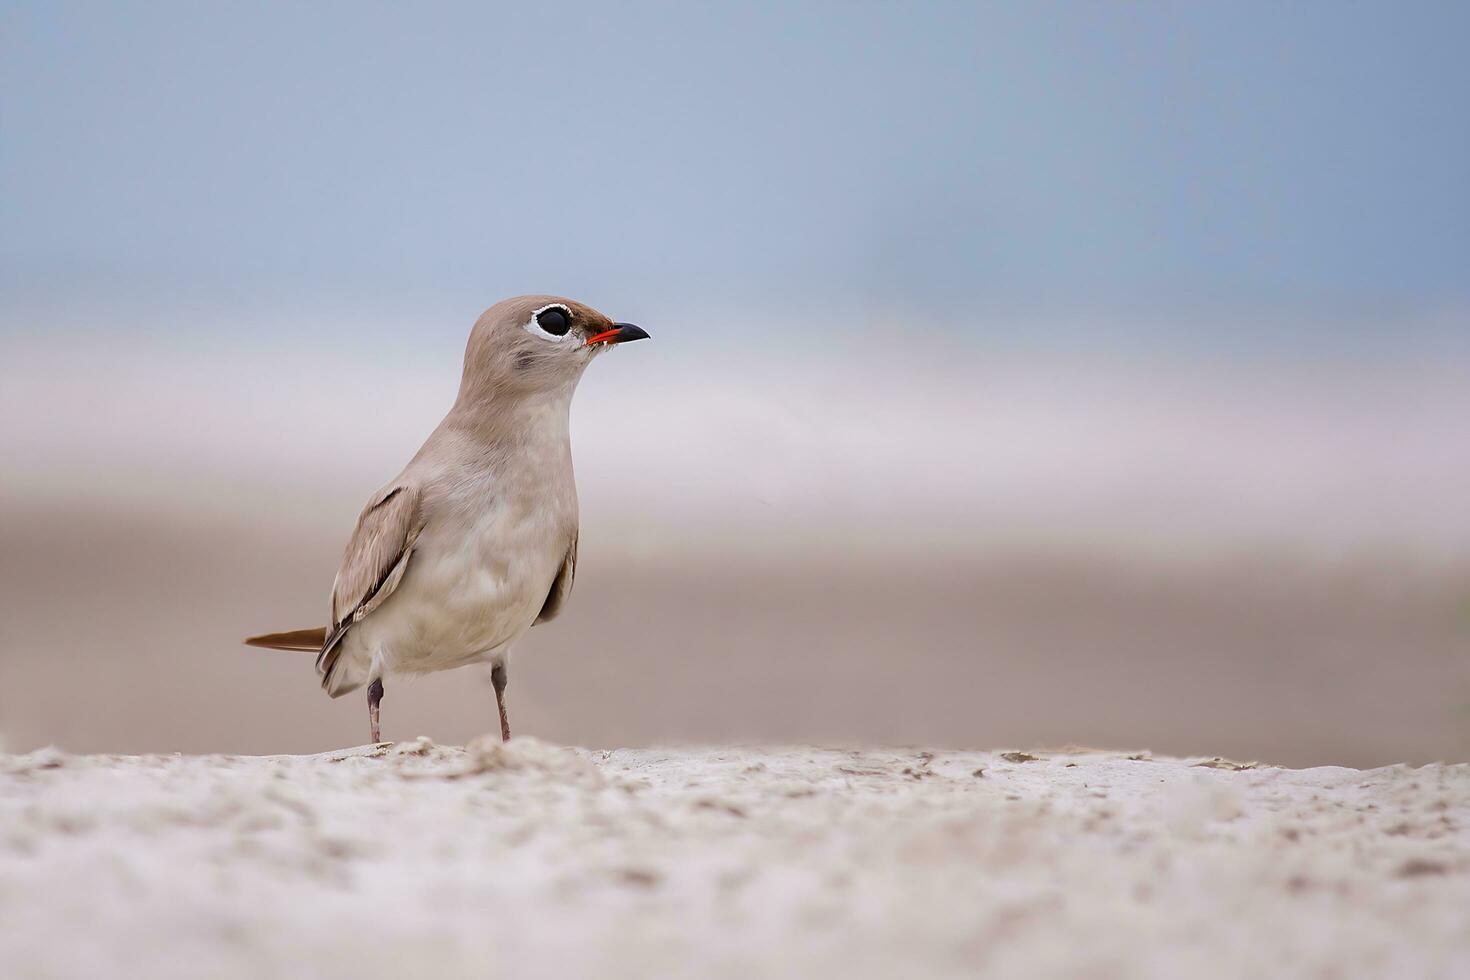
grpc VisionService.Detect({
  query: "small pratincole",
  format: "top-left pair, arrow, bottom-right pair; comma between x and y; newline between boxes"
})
245,295 -> 650,743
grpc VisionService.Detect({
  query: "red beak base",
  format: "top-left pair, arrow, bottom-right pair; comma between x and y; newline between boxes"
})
584,323 -> 651,347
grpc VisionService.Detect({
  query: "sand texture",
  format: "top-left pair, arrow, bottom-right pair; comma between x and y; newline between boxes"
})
2,740 -> 1468,979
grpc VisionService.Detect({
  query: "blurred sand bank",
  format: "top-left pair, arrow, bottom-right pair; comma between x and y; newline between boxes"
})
2,335 -> 1469,764
2,502 -> 1467,766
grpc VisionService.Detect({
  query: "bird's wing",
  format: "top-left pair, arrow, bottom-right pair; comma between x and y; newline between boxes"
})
535,531 -> 578,624
316,482 -> 424,682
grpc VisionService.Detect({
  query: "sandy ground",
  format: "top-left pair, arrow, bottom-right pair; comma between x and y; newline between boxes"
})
2,740 -> 1468,980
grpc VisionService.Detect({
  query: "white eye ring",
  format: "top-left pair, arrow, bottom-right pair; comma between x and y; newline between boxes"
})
523,303 -> 574,342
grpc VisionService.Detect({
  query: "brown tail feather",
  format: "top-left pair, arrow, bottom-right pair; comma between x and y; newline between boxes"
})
244,627 -> 327,652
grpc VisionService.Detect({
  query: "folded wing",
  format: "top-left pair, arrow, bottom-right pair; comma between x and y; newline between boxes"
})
317,482 -> 424,693
535,532 -> 578,624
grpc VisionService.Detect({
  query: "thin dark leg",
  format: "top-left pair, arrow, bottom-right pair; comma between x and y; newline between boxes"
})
367,678 -> 385,744
491,663 -> 510,742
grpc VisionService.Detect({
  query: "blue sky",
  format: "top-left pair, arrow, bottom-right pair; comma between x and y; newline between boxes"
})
2,2 -> 1466,345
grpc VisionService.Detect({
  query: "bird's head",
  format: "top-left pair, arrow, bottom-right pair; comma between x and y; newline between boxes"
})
457,295 -> 649,402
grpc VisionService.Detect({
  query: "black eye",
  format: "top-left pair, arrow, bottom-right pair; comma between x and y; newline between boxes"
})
535,307 -> 569,336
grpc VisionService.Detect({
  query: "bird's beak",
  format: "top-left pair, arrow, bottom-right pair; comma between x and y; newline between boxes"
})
584,323 -> 651,347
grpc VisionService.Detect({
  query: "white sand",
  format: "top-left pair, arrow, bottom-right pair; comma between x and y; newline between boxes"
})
2,740 -> 1468,979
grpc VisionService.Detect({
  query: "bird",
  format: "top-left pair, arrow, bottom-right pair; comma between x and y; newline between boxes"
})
244,295 -> 649,744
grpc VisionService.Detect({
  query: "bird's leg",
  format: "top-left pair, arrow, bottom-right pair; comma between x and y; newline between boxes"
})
367,678 -> 385,744
491,663 -> 511,742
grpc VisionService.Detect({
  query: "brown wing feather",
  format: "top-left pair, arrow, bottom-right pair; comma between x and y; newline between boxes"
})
316,482 -> 424,684
535,532 -> 578,624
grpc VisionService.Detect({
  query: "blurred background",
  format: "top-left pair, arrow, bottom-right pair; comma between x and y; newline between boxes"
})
2,2 -> 1468,767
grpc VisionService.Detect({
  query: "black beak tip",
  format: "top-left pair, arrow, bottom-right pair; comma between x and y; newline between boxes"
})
614,323 -> 650,344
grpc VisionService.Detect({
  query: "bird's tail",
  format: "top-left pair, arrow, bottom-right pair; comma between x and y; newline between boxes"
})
243,627 -> 327,652
245,627 -> 366,698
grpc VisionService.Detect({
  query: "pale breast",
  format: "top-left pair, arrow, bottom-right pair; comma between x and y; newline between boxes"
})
343,492 -> 573,676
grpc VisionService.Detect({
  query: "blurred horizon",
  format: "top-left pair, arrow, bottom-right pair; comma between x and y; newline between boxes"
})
6,327 -> 1470,560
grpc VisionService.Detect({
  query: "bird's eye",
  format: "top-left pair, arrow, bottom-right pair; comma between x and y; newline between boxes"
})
535,307 -> 569,336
